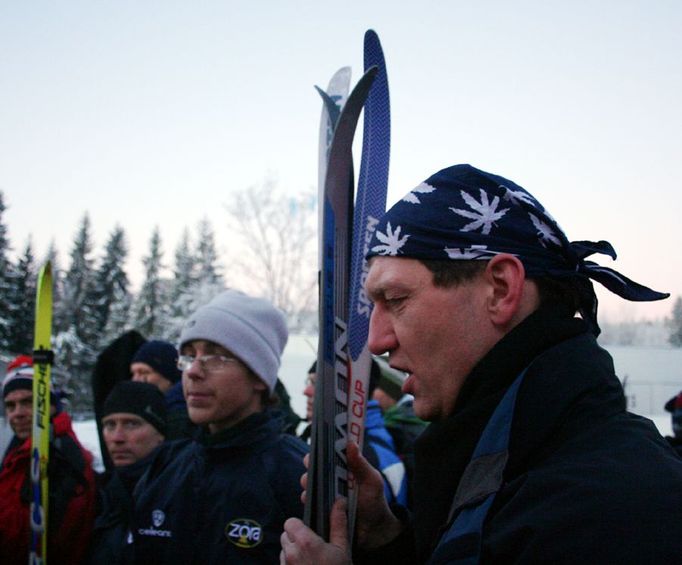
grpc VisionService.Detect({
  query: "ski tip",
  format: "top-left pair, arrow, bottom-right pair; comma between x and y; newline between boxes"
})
38,261 -> 52,281
364,29 -> 379,41
364,65 -> 379,79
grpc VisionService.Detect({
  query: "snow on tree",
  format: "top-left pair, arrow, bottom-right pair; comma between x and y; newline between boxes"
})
93,225 -> 130,346
195,218 -> 224,287
669,297 -> 682,348
161,225 -> 225,341
225,178 -> 317,332
7,238 -> 36,354
44,239 -> 65,333
164,228 -> 196,333
0,191 -> 17,352
53,215 -> 100,411
171,228 -> 196,297
131,227 -> 169,338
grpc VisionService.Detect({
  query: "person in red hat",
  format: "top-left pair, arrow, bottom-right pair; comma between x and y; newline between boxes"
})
0,355 -> 97,565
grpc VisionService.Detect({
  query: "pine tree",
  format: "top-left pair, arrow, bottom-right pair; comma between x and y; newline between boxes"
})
45,239 -> 65,333
102,289 -> 133,343
54,214 -> 99,411
58,215 -> 97,335
0,191 -> 15,351
131,227 -> 168,337
669,297 -> 682,348
93,225 -> 130,346
164,228 -> 196,338
195,218 -> 224,287
170,228 -> 196,303
7,238 -> 36,354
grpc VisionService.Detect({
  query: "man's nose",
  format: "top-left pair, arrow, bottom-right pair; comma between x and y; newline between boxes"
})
367,306 -> 397,355
184,358 -> 206,380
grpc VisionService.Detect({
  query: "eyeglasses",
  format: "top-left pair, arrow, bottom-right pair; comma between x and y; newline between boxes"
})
177,354 -> 242,373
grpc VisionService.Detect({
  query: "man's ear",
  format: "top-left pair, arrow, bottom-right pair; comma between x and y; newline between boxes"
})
484,254 -> 527,327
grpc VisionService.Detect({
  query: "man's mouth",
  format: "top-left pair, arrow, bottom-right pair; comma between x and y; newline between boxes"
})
186,391 -> 212,405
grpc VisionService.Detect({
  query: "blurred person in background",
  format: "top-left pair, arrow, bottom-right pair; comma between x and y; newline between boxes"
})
664,391 -> 682,457
130,340 -> 193,440
0,355 -> 96,565
88,380 -> 167,564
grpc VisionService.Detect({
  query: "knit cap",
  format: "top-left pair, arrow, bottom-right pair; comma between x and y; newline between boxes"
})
132,340 -> 182,384
102,381 -> 167,435
179,290 -> 288,393
2,355 -> 35,398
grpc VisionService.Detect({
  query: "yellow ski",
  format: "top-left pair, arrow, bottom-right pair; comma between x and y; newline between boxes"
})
29,262 -> 53,565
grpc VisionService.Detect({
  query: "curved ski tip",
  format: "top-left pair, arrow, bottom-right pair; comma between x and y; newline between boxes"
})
314,85 -> 338,107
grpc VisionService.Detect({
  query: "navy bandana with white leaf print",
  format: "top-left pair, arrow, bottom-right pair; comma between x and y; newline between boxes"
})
366,164 -> 668,334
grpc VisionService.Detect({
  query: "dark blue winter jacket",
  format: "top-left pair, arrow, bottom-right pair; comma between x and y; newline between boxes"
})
127,410 -> 307,564
88,449 -> 159,564
355,307 -> 682,564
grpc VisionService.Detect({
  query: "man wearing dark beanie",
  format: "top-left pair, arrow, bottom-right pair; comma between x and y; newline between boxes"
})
101,381 -> 167,467
89,381 -> 167,564
130,340 -> 181,393
130,340 -> 192,440
128,290 -> 308,564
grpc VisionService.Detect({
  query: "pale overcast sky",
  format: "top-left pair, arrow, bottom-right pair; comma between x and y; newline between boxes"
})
1,1 -> 680,322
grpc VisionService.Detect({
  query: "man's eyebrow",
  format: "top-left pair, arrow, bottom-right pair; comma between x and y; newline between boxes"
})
367,277 -> 409,301
203,343 -> 232,355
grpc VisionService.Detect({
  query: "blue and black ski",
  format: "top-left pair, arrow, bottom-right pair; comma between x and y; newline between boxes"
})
347,28 -> 391,536
306,65 -> 378,540
316,68 -> 351,271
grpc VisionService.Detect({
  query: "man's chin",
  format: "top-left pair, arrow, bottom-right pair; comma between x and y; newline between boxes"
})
412,399 -> 433,422
14,429 -> 31,442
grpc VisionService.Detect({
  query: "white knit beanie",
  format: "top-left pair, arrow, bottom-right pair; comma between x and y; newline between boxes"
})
179,290 -> 288,393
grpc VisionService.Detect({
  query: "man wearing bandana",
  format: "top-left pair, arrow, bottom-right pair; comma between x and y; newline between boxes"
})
281,165 -> 682,564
